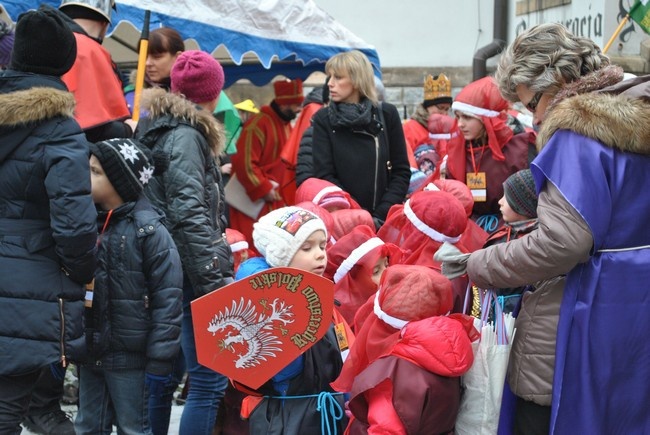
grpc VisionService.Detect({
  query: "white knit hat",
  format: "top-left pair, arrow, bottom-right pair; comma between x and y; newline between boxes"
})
253,206 -> 328,267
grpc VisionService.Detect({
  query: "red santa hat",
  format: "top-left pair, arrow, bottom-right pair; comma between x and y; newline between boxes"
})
331,265 -> 454,392
328,227 -> 385,284
426,178 -> 474,218
225,228 -> 249,253
329,208 -> 375,243
295,178 -> 360,212
375,264 -> 453,323
378,190 -> 468,268
324,225 -> 402,328
427,113 -> 455,139
449,76 -> 513,163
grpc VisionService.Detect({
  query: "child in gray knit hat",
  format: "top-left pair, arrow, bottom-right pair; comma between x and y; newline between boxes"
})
435,169 -> 539,313
479,168 -> 539,314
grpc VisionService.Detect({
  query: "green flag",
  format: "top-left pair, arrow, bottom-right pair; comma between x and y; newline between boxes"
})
630,0 -> 650,34
213,91 -> 242,155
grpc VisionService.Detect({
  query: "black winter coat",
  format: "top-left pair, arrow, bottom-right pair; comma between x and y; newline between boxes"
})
84,200 -> 183,375
295,87 -> 325,187
248,325 -> 347,434
295,125 -> 314,187
312,101 -> 410,221
0,71 -> 97,375
138,88 -> 234,298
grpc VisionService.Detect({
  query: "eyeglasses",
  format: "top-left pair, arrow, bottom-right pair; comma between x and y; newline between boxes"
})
525,91 -> 544,113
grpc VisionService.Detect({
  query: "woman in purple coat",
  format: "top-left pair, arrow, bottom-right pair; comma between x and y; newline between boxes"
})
440,23 -> 650,434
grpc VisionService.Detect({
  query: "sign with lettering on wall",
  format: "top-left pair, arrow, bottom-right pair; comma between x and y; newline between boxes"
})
511,0 -> 650,56
191,267 -> 334,389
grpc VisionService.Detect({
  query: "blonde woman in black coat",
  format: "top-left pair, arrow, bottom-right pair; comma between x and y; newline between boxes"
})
312,50 -> 410,230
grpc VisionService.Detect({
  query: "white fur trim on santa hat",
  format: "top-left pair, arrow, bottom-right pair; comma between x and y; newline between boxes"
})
312,185 -> 343,204
253,206 -> 327,267
229,240 -> 249,253
333,237 -> 384,283
429,133 -> 451,140
404,200 -> 461,244
452,101 -> 500,118
423,182 -> 440,191
373,290 -> 408,330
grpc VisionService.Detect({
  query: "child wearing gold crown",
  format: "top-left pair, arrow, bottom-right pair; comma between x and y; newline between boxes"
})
402,73 -> 453,155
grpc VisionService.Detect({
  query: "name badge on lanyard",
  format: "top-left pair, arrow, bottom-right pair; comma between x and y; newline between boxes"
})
467,172 -> 487,202
334,322 -> 350,361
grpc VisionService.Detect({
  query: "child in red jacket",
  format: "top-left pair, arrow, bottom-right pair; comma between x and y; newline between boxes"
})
332,265 -> 477,434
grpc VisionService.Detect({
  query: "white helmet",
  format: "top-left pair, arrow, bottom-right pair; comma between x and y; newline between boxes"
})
59,0 -> 116,24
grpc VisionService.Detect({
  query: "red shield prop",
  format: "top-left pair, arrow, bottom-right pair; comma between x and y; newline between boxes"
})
191,267 -> 334,389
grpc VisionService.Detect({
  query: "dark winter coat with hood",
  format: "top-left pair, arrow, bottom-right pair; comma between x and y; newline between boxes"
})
0,70 -> 97,375
137,88 -> 234,298
83,199 -> 182,376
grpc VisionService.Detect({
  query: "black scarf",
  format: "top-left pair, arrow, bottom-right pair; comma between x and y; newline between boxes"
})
327,98 -> 374,129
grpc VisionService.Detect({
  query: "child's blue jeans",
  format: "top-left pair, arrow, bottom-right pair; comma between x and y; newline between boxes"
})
178,276 -> 229,435
75,366 -> 151,435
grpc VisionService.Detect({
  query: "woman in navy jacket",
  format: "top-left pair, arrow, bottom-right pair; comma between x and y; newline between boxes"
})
0,9 -> 97,433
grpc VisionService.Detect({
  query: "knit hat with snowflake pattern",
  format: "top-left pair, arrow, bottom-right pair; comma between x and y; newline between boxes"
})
89,138 -> 154,203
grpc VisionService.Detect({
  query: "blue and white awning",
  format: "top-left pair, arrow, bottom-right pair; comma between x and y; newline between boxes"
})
1,0 -> 381,86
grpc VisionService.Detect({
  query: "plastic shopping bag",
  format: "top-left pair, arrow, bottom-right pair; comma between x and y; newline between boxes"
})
455,289 -> 516,435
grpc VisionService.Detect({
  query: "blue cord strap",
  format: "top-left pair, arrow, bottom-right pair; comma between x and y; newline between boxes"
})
264,391 -> 344,435
317,391 -> 345,435
476,214 -> 499,232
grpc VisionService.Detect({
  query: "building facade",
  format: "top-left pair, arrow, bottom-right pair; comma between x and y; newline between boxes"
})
316,0 -> 650,117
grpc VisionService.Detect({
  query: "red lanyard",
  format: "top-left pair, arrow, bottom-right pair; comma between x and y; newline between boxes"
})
97,209 -> 113,248
469,142 -> 488,175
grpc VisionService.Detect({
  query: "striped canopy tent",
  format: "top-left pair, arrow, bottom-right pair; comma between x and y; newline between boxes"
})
0,0 -> 381,87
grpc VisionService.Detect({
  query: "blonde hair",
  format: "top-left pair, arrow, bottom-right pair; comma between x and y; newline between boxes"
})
325,50 -> 378,104
495,23 -> 610,102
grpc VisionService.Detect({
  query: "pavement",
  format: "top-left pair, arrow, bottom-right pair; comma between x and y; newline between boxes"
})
21,402 -> 185,435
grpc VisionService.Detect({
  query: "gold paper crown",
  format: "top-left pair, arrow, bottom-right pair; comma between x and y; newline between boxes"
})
423,73 -> 452,101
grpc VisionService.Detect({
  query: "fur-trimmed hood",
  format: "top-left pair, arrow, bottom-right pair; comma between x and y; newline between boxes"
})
0,72 -> 79,163
537,74 -> 650,155
140,87 -> 225,156
0,86 -> 75,127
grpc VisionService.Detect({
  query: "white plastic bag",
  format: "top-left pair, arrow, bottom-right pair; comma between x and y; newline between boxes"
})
455,289 -> 516,435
